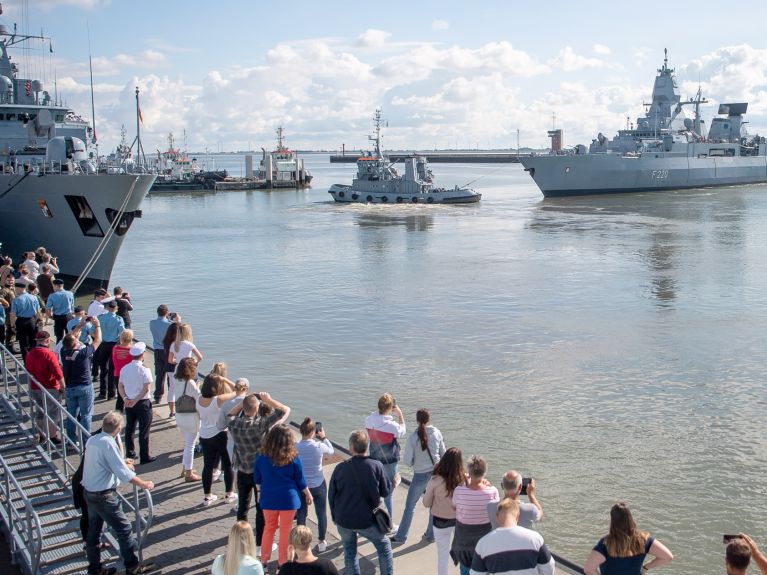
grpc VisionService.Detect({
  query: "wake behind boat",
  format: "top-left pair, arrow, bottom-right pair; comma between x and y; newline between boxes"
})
329,110 -> 480,204
521,50 -> 767,197
0,16 -> 154,291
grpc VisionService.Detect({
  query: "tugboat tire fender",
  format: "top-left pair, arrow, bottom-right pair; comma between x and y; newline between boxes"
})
366,195 -> 374,202
352,193 -> 359,200
396,196 -> 403,203
427,196 -> 434,203
338,191 -> 345,198
382,196 -> 388,203
412,197 -> 418,203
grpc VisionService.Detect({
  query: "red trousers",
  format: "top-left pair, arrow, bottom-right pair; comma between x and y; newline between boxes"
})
261,509 -> 296,565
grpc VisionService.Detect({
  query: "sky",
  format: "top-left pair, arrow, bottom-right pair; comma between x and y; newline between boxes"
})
4,0 -> 767,153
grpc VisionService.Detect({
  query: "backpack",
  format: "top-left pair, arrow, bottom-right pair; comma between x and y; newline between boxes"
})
176,380 -> 197,413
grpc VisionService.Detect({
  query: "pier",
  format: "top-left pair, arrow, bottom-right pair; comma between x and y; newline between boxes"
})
330,152 -> 532,163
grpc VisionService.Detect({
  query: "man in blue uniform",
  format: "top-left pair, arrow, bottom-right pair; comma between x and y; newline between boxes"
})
95,300 -> 125,400
10,282 -> 40,360
148,305 -> 172,403
45,279 -> 75,342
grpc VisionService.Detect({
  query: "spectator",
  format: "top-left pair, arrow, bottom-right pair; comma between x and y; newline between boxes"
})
81,411 -> 155,575
96,300 -> 125,400
328,430 -> 393,575
211,520 -> 264,575
22,251 -> 39,280
254,424 -> 312,568
111,329 -> 135,412
226,391 -> 289,555
25,331 -> 64,444
0,293 -> 5,348
424,447 -> 467,575
364,393 -> 406,524
583,503 -> 673,575
148,305 -> 172,402
0,256 -> 13,284
161,321 -> 181,408
168,323 -> 203,366
10,282 -> 39,359
36,264 -> 54,301
14,265 -> 32,287
113,287 -> 133,328
488,471 -> 543,530
172,357 -> 203,482
60,317 -> 102,444
211,361 -> 228,377
470,498 -> 555,575
0,274 -> 14,348
67,307 -> 97,346
726,534 -> 767,575
44,279 -> 74,342
117,342 -> 155,464
87,288 -> 111,319
278,525 -> 339,575
393,408 -> 446,543
217,377 -> 249,468
451,456 -> 500,575
295,417 -> 334,552
197,373 -> 238,506
40,253 -> 59,275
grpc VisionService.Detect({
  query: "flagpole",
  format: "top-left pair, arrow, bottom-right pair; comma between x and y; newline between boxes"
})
135,86 -> 142,170
87,21 -> 98,159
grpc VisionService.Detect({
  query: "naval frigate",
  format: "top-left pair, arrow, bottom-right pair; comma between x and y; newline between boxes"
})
0,15 -> 154,292
520,50 -> 767,197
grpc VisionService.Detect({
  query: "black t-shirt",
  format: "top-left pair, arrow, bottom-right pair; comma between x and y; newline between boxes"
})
61,344 -> 95,387
277,558 -> 338,575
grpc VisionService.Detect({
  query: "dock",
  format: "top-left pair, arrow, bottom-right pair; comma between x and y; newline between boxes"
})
330,152 -> 532,164
1,340 -> 580,575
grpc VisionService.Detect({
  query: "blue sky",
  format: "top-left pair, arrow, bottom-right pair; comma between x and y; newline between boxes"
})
5,0 -> 767,152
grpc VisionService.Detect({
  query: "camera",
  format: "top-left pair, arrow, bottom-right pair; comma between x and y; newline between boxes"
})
85,316 -> 93,322
315,421 -> 323,434
520,477 -> 532,496
168,312 -> 178,321
723,534 -> 742,544
254,392 -> 263,400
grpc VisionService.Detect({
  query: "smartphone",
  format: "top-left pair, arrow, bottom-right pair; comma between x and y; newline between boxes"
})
723,534 -> 742,544
521,477 -> 532,496
254,392 -> 263,400
315,422 -> 323,434
168,312 -> 178,321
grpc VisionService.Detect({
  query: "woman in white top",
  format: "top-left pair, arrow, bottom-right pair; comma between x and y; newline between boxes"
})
168,323 -> 203,365
172,358 -> 202,482
197,373 -> 237,506
295,418 -> 334,552
212,520 -> 264,575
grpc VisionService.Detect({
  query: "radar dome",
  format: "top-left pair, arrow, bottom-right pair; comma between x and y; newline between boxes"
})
46,136 -> 88,163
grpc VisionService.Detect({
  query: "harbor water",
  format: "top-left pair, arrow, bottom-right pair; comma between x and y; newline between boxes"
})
112,153 -> 767,573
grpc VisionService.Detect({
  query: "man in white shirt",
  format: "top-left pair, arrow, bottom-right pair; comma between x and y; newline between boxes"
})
22,252 -> 40,281
118,342 -> 155,464
471,498 -> 555,575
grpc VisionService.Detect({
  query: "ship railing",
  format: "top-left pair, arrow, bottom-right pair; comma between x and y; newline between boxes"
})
0,342 -> 155,570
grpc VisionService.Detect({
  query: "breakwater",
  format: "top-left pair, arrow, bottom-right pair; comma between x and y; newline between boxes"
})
330,151 -> 531,163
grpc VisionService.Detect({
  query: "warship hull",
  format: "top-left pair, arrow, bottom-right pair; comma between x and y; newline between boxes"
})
0,173 -> 155,292
521,153 -> 767,197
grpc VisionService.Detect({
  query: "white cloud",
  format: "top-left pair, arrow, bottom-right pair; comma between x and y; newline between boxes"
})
549,46 -> 611,71
356,29 -> 391,48
432,19 -> 449,30
593,44 -> 611,55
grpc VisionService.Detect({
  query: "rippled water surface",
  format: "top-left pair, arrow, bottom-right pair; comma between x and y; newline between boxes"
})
111,154 -> 767,572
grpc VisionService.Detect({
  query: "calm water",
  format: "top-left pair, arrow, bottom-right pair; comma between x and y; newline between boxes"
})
112,154 -> 767,572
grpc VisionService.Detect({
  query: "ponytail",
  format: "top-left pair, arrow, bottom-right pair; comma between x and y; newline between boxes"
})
299,417 -> 316,437
416,408 -> 430,451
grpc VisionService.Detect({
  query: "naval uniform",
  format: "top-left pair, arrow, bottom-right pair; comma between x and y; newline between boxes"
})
46,289 -> 75,342
11,292 -> 40,359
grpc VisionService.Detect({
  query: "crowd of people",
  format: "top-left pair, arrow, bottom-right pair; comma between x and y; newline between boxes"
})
3,247 -> 767,575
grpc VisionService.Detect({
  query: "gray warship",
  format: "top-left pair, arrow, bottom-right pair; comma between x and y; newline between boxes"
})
521,50 -> 767,197
0,16 -> 154,291
329,109 -> 481,204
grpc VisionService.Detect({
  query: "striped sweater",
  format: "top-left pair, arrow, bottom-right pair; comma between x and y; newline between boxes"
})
470,526 -> 556,575
452,484 -> 500,525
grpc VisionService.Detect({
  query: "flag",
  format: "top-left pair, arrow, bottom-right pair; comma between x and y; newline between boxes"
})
138,107 -> 144,126
50,42 -> 53,54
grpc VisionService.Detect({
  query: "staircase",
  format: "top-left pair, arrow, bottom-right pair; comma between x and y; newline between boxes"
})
0,343 -> 153,575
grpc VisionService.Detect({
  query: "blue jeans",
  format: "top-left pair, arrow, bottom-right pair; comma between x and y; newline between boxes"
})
337,524 -> 393,575
65,385 -> 93,444
85,489 -> 139,575
295,480 -> 328,540
381,462 -> 398,517
460,564 -> 470,575
394,471 -> 433,541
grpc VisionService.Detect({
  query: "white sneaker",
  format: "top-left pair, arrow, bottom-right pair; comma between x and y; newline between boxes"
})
203,494 -> 218,507
318,540 -> 327,553
231,502 -> 239,514
387,523 -> 399,537
224,492 -> 237,504
212,469 -> 222,482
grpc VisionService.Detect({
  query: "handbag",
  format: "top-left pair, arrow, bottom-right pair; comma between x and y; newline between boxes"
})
348,459 -> 393,534
175,380 -> 197,414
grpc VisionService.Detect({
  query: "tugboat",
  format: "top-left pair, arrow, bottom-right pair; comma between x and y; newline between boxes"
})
150,131 -> 202,191
329,110 -> 481,204
521,49 -> 767,197
258,127 -> 312,188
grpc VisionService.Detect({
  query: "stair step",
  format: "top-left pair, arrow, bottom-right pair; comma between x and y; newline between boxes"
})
39,541 -> 88,566
40,554 -> 117,575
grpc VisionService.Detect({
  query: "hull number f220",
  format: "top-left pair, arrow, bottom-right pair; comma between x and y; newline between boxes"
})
651,170 -> 669,180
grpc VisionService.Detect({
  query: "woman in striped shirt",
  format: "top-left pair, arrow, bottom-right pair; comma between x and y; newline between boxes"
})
450,455 -> 499,575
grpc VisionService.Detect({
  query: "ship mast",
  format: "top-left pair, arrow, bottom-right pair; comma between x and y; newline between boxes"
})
369,109 -> 383,158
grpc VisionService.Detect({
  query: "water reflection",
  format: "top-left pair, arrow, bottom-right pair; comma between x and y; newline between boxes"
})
355,213 -> 434,232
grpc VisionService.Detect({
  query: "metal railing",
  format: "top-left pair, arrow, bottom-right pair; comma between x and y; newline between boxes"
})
0,452 -> 44,574
0,341 -> 154,572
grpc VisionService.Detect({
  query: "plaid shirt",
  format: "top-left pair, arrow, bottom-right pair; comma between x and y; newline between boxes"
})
227,409 -> 284,470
